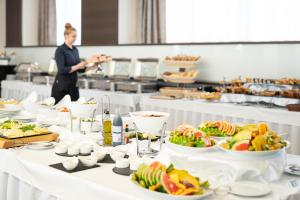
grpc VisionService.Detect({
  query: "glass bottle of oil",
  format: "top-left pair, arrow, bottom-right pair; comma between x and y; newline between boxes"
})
102,109 -> 112,146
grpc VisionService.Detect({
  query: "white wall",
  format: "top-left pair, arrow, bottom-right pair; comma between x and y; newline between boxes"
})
0,0 -> 6,50
6,44 -> 300,82
118,0 -> 139,44
22,0 -> 39,46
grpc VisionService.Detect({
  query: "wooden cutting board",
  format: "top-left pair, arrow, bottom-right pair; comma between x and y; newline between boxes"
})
0,133 -> 59,149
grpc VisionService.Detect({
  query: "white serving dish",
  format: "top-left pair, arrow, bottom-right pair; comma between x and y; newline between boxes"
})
217,140 -> 290,157
55,144 -> 68,154
79,156 -> 97,167
62,157 -> 79,171
37,109 -> 70,126
129,111 -> 169,134
110,150 -> 125,162
68,101 -> 98,118
79,144 -> 93,154
40,97 -> 55,107
91,149 -> 107,161
114,144 -> 129,154
165,136 -> 216,154
130,177 -> 213,200
115,158 -> 130,168
68,146 -> 80,156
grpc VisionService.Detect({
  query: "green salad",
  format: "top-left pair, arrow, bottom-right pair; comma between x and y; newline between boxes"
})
169,125 -> 215,148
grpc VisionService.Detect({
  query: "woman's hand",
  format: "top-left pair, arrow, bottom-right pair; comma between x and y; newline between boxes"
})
69,61 -> 86,73
77,61 -> 87,69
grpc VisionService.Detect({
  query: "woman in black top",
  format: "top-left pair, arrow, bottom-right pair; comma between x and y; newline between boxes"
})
51,23 -> 87,104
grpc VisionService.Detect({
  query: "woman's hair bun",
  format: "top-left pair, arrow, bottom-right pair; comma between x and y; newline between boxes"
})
65,23 -> 72,29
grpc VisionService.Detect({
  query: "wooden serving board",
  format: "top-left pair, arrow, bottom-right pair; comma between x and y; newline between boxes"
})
0,133 -> 59,149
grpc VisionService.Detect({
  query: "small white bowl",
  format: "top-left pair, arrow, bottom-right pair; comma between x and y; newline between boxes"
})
115,158 -> 129,168
91,149 -> 107,161
114,145 -> 129,154
79,156 -> 98,167
62,157 -> 79,171
55,144 -> 68,154
79,144 -> 92,155
110,150 -> 125,162
68,146 -> 80,156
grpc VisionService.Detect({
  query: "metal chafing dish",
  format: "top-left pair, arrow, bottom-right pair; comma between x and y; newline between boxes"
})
77,78 -> 97,89
15,62 -> 44,82
87,58 -> 131,91
90,79 -> 115,91
32,75 -> 55,85
102,58 -> 131,79
114,58 -> 159,93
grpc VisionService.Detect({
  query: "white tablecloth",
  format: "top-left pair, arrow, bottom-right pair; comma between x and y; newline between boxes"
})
1,145 -> 300,200
140,96 -> 300,155
1,80 -> 153,114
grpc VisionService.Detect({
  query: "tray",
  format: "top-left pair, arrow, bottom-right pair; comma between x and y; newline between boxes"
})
0,133 -> 59,149
55,152 -> 92,157
0,132 -> 51,140
49,162 -> 100,173
112,166 -> 134,176
98,154 -> 129,164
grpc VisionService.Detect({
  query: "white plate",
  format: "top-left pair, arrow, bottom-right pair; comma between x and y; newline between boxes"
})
165,136 -> 216,154
218,140 -> 290,157
131,178 -> 212,200
230,181 -> 271,197
26,142 -> 54,150
12,115 -> 36,122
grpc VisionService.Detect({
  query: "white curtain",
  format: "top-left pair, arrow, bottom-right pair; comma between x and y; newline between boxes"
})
166,0 -> 300,43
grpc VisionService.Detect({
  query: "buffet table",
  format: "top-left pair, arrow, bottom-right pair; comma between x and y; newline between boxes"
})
1,80 -> 153,114
1,143 -> 300,200
140,96 -> 300,155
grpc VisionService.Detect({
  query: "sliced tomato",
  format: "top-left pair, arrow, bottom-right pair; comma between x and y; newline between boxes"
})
194,131 -> 203,138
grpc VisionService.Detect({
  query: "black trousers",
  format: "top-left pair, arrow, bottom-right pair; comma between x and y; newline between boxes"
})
51,80 -> 79,104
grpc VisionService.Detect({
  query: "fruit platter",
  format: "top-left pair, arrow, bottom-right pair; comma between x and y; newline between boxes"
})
0,120 -> 51,139
198,120 -> 237,138
131,161 -> 212,199
165,124 -> 216,153
218,122 -> 288,156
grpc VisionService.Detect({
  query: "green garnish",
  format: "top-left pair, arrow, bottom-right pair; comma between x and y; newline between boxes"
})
19,124 -> 36,132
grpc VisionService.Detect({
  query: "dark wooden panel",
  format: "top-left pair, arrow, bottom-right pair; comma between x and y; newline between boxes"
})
6,0 -> 22,47
81,0 -> 118,45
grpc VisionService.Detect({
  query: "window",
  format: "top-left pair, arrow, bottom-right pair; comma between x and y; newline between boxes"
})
166,0 -> 300,43
56,0 -> 81,45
